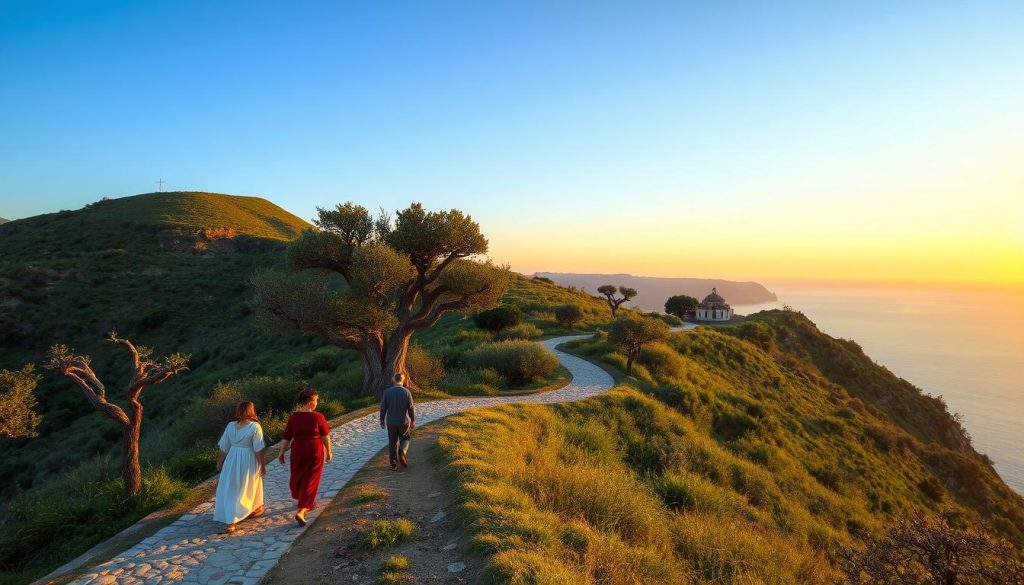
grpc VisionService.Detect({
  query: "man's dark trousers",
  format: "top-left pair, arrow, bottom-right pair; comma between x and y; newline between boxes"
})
387,423 -> 411,467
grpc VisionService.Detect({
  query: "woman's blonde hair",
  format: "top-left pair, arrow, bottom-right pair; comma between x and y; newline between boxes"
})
235,401 -> 258,422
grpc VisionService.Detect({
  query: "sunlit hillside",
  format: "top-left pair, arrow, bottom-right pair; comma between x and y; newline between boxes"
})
439,312 -> 1024,582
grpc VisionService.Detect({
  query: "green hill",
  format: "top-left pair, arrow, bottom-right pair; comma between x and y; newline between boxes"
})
0,195 -> 618,583
439,311 -> 1024,581
81,191 -> 310,240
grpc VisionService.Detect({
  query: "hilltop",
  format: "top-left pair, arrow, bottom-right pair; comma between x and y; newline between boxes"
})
77,191 -> 308,239
536,272 -> 777,310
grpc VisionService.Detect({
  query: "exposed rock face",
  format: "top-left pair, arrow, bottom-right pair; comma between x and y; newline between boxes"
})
155,228 -> 286,255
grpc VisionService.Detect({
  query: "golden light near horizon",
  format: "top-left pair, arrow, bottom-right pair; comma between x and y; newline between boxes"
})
490,180 -> 1024,285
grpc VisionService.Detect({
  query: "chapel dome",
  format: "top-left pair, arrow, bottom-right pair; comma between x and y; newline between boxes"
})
700,288 -> 728,307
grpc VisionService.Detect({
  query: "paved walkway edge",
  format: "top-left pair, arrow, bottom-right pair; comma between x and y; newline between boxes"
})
62,335 -> 613,585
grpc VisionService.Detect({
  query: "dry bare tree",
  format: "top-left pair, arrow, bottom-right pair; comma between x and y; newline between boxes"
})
47,333 -> 188,497
839,511 -> 1024,585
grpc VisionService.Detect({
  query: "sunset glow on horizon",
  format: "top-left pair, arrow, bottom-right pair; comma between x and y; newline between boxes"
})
2,2 -> 1023,286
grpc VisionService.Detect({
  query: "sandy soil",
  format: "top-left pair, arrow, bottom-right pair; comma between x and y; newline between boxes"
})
263,423 -> 485,584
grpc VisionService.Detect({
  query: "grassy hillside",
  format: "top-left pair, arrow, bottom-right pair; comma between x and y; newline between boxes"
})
78,191 -> 310,240
438,312 -> 1024,582
0,194 -> 622,583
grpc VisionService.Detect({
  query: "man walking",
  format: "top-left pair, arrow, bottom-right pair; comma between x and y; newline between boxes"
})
379,372 -> 415,470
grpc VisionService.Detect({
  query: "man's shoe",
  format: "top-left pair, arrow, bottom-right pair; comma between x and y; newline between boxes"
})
390,462 -> 398,471
398,450 -> 408,468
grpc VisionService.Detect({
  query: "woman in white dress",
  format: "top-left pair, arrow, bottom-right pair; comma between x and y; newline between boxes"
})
214,401 -> 267,534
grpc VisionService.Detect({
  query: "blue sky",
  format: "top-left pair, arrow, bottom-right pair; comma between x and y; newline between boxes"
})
2,1 -> 1022,281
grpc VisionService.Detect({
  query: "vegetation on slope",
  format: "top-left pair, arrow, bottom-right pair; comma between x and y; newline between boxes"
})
73,191 -> 310,240
438,311 -> 1024,583
0,195 -> 617,583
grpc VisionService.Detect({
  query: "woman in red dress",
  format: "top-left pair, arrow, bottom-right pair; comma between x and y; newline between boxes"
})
277,387 -> 333,526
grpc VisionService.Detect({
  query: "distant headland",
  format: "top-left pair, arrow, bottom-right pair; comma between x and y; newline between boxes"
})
534,272 -> 778,310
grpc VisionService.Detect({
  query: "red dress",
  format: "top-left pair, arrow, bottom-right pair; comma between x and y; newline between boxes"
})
283,411 -> 330,509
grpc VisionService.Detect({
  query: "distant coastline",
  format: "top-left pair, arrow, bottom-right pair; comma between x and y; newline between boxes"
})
534,272 -> 777,309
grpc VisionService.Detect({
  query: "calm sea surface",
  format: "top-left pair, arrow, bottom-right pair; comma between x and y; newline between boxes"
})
733,282 -> 1024,496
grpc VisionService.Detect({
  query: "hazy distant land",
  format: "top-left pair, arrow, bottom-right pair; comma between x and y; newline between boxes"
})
535,272 -> 778,310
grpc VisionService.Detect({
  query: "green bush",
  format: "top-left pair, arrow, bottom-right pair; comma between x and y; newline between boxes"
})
406,344 -> 444,390
473,305 -> 522,335
0,459 -> 187,577
293,347 -> 345,378
554,304 -> 583,330
497,323 -> 542,340
164,444 -> 220,484
361,519 -> 416,549
439,369 -> 502,396
464,340 -> 559,386
655,312 -> 683,326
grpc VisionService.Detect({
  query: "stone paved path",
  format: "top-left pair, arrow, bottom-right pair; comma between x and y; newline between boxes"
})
71,335 -> 613,585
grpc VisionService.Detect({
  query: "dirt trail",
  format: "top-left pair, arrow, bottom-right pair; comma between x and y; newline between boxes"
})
264,423 -> 484,584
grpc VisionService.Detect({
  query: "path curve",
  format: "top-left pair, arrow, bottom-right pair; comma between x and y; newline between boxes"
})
69,335 -> 612,585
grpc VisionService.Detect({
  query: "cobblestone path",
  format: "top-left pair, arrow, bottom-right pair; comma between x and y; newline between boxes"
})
71,335 -> 613,585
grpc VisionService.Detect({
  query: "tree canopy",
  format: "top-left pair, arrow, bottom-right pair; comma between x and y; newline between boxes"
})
554,304 -> 583,330
607,314 -> 670,375
597,285 -> 637,318
253,202 -> 510,395
665,294 -> 699,319
474,305 -> 522,335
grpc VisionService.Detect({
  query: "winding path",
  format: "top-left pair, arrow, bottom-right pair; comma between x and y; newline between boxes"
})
70,335 -> 613,585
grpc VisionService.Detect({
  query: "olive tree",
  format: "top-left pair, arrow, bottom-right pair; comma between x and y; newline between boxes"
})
608,314 -> 669,375
252,203 -> 510,397
597,285 -> 637,318
0,365 -> 42,439
665,294 -> 699,320
554,304 -> 583,330
47,333 -> 188,497
474,305 -> 522,335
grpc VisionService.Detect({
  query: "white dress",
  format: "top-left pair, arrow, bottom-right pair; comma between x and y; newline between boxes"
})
214,421 -> 266,524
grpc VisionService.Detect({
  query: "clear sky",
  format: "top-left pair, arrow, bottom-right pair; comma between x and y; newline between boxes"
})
2,1 -> 1022,283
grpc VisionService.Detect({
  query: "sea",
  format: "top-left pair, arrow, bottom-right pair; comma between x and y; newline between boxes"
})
730,282 -> 1024,496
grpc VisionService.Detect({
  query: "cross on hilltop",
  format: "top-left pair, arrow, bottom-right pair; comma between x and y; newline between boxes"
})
156,178 -> 165,192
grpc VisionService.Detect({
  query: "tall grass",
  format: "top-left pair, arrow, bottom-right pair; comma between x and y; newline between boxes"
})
440,314 -> 1024,583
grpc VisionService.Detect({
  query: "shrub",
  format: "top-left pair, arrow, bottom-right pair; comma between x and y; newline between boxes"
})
163,444 -> 220,484
439,369 -> 503,396
405,344 -> 444,390
293,347 -> 344,378
0,459 -> 188,576
361,519 -> 416,549
464,340 -> 559,386
497,323 -> 542,340
554,304 -> 583,330
728,322 -> 777,352
381,555 -> 409,571
473,305 -> 522,335
637,342 -> 685,379
653,312 -> 683,326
